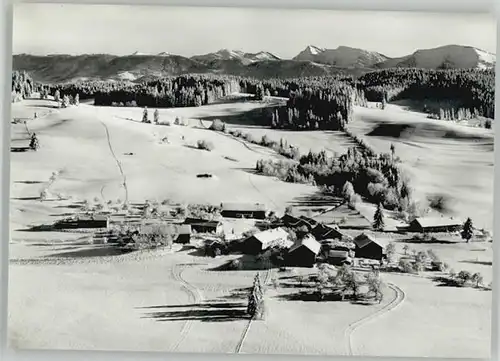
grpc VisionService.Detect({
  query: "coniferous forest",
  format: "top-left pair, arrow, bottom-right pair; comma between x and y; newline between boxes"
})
358,68 -> 495,119
21,68 -> 494,125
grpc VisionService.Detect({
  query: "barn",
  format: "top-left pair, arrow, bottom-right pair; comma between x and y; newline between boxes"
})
407,217 -> 462,233
353,233 -> 387,261
183,218 -> 223,234
287,235 -> 322,268
242,227 -> 291,255
175,225 -> 192,244
220,202 -> 268,219
54,215 -> 109,230
311,223 -> 344,241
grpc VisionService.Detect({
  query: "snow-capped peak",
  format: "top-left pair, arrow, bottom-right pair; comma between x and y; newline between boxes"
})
306,45 -> 325,55
215,49 -> 245,59
131,51 -> 149,56
377,44 -> 496,70
156,52 -> 170,56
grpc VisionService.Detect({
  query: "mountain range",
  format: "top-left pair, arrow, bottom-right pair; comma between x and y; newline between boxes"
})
12,44 -> 496,83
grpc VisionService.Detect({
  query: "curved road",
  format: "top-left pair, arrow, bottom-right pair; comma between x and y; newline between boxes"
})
344,282 -> 406,355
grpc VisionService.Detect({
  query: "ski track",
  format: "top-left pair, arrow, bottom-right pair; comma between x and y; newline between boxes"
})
344,282 -> 406,355
169,263 -> 204,352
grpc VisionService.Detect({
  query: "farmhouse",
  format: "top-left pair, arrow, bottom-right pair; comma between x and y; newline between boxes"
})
287,235 -> 322,267
311,223 -> 344,241
183,217 -> 223,234
54,215 -> 109,230
175,225 -> 192,244
220,202 -> 268,219
242,227 -> 291,255
353,233 -> 387,261
407,217 -> 462,233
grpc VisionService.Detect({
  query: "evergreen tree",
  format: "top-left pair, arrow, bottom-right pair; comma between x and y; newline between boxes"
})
247,273 -> 265,320
142,107 -> 149,123
373,203 -> 385,230
154,109 -> 159,124
74,93 -> 79,106
54,90 -> 60,103
461,217 -> 474,243
61,95 -> 70,108
390,143 -> 395,162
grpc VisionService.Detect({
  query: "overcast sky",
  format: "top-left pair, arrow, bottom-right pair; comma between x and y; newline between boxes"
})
13,4 -> 497,58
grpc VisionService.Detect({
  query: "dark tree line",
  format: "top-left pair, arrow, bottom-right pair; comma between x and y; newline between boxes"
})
240,77 -> 356,131
12,71 -> 33,102
42,75 -> 242,108
358,68 -> 495,119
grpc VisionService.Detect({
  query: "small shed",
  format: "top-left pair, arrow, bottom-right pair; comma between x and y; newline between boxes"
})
311,223 -> 344,241
407,217 -> 462,233
242,227 -> 291,255
353,233 -> 387,261
326,250 -> 352,266
220,202 -> 268,219
183,218 -> 223,234
175,225 -> 192,244
287,235 -> 322,268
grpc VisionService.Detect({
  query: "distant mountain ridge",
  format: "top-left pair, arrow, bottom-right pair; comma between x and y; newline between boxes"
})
13,44 -> 496,83
293,45 -> 390,68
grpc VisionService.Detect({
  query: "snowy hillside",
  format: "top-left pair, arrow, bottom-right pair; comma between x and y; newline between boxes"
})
191,49 -> 280,63
376,45 -> 496,69
293,45 -> 388,67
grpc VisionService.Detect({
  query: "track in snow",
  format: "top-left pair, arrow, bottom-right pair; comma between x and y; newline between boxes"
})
344,282 -> 406,355
169,263 -> 204,352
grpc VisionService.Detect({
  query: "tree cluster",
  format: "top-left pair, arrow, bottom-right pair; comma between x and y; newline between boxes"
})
12,71 -> 33,102
241,77 -> 355,131
358,68 -> 495,119
256,145 -> 412,211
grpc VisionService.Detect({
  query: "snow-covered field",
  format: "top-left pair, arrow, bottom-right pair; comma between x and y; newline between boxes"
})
8,96 -> 493,358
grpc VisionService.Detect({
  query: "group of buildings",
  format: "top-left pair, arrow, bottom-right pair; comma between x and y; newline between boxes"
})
61,201 -> 467,268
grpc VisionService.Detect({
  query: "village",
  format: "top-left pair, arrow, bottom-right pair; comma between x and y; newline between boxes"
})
42,196 -> 490,288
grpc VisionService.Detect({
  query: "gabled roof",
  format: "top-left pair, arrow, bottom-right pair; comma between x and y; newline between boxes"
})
299,216 -> 319,227
221,202 -> 267,212
353,233 -> 389,249
289,235 -> 321,255
248,227 -> 289,246
411,217 -> 462,228
312,224 -> 343,239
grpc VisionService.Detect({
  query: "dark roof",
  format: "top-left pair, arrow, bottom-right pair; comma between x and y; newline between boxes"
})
184,218 -> 221,227
410,217 -> 462,228
353,233 -> 389,249
221,202 -> 267,212
72,215 -> 109,222
312,224 -> 343,239
299,216 -> 319,227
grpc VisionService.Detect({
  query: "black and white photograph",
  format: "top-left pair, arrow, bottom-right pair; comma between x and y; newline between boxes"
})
9,3 -> 495,358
